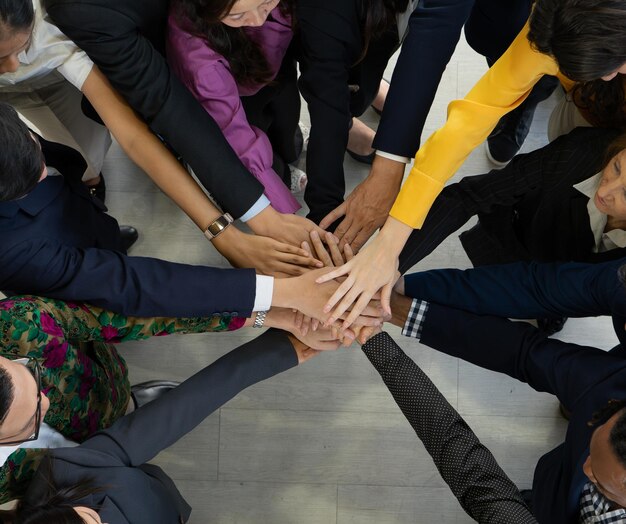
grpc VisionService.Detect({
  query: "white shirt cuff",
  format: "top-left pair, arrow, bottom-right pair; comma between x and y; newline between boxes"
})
253,275 -> 274,312
239,195 -> 271,223
376,150 -> 411,164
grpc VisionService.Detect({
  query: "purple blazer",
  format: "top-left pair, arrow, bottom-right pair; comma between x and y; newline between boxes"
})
167,6 -> 299,213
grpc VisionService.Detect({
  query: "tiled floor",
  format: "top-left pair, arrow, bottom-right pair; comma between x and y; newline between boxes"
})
102,36 -> 617,523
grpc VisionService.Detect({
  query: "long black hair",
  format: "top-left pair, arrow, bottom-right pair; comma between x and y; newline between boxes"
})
0,455 -> 104,524
358,0 -> 409,62
173,0 -> 295,87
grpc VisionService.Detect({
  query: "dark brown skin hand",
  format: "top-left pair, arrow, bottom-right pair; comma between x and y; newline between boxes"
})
319,156 -> 404,252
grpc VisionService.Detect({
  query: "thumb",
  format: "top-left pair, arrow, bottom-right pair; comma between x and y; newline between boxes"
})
380,283 -> 393,317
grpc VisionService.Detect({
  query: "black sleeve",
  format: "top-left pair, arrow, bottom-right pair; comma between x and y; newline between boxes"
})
82,329 -> 298,465
362,332 -> 537,523
45,0 -> 264,218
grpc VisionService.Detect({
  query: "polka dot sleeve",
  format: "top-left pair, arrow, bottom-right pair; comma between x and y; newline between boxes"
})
362,332 -> 538,523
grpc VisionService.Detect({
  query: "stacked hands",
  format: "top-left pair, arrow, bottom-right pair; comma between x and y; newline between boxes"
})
258,228 -> 388,359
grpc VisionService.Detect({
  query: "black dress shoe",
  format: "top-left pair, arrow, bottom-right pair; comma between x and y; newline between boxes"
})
119,226 -> 139,252
88,173 -> 106,204
131,380 -> 179,409
346,149 -> 376,165
536,317 -> 568,336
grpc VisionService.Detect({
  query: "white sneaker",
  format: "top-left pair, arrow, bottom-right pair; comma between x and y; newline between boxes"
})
289,165 -> 307,193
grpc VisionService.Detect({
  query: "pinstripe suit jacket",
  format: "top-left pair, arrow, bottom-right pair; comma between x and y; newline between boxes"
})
399,127 -> 623,274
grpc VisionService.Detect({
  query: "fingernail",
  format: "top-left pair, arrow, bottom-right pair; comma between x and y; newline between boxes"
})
316,261 -> 324,267
311,231 -> 319,238
333,235 -> 339,243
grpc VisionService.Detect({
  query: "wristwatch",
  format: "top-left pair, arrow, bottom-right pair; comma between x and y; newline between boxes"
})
203,213 -> 234,241
253,310 -> 268,328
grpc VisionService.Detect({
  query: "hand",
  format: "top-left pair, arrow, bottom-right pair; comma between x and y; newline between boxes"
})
354,325 -> 383,345
302,231 -> 352,268
213,227 -> 322,276
273,268 -> 385,327
315,218 -> 412,330
287,334 -> 320,364
248,206 -> 327,247
267,308 -> 347,350
319,157 -> 404,252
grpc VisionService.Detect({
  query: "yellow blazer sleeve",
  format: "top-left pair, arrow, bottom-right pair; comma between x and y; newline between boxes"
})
390,21 -> 563,228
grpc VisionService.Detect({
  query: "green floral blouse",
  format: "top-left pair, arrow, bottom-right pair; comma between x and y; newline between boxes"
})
0,295 -> 245,503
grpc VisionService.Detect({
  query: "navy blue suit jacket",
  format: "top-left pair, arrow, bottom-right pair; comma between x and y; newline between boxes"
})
0,140 -> 257,318
403,258 -> 626,348
418,301 -> 626,523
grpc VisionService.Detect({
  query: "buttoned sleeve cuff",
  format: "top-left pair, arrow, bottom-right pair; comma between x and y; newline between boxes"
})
376,150 -> 411,164
253,275 -> 274,312
401,299 -> 429,340
239,195 -> 271,223
390,168 -> 445,229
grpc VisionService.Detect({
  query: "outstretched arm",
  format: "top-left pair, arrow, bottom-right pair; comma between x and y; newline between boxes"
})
361,332 -> 537,523
81,329 -> 300,465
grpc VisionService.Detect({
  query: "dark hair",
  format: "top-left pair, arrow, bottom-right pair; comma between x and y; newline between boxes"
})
174,0 -> 294,86
588,400 -> 626,471
528,0 -> 626,83
358,0 -> 409,62
0,455 -> 103,524
571,78 -> 626,131
0,102 -> 44,201
0,0 -> 34,38
600,131 -> 626,170
0,364 -> 14,426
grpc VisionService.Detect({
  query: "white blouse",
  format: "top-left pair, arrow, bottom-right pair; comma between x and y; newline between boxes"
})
0,0 -> 93,91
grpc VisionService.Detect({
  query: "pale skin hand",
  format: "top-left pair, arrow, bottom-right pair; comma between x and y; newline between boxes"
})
82,67 -> 323,276
298,231 -> 378,346
320,156 -> 405,252
272,268 -> 384,327
316,216 -> 412,330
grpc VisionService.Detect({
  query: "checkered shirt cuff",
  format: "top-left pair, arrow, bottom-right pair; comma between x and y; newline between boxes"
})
401,299 -> 429,340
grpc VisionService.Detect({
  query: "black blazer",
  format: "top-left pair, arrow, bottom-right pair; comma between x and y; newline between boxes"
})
0,139 -> 257,318
416,301 -> 626,523
23,329 -> 298,524
44,0 -> 263,219
399,127 -> 623,273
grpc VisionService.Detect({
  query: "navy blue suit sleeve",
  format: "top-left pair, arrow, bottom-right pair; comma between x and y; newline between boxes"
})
403,259 -> 626,321
81,329 -> 298,465
372,0 -> 474,157
45,0 -> 263,218
0,239 -> 256,318
420,303 -> 626,411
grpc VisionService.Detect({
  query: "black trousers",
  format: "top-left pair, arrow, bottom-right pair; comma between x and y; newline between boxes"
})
241,49 -> 301,188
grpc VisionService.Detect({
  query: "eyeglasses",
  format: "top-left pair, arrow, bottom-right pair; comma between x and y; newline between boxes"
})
0,355 -> 42,446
